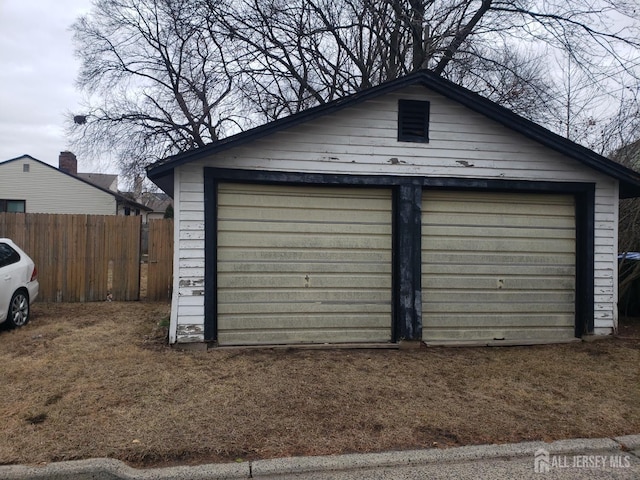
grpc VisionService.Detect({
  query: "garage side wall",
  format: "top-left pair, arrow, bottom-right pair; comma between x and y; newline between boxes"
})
169,85 -> 619,343
170,165 -> 207,342
595,181 -> 619,334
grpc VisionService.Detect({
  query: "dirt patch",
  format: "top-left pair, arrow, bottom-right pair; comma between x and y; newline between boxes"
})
0,302 -> 638,468
139,262 -> 148,300
619,316 -> 640,338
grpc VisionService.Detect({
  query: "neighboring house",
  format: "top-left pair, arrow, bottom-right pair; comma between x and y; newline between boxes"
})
147,69 -> 640,347
138,191 -> 173,221
0,153 -> 150,217
120,190 -> 173,222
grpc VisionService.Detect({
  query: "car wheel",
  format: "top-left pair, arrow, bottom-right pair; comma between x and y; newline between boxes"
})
7,291 -> 29,328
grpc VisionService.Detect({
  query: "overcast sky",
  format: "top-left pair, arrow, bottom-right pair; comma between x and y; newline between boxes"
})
0,0 -> 105,171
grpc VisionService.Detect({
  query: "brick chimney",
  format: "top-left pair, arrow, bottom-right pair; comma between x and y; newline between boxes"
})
59,151 -> 78,175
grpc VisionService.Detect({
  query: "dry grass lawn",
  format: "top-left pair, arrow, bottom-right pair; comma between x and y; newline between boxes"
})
0,302 -> 638,468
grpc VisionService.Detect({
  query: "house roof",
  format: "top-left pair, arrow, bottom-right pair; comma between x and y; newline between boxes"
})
77,172 -> 118,191
140,191 -> 173,212
146,69 -> 640,198
120,191 -> 172,213
1,154 -> 152,211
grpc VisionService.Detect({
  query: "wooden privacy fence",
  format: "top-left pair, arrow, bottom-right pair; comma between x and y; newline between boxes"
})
0,213 -> 173,302
147,218 -> 174,301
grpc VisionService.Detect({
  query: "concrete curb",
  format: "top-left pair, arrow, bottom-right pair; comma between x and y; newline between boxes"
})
251,437 -> 622,476
0,458 -> 250,480
614,434 -> 640,451
0,436 -> 634,480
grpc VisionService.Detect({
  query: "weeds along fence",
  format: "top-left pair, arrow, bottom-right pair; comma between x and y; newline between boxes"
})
0,213 -> 173,302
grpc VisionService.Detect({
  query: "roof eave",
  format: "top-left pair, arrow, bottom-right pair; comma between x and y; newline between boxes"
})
147,171 -> 175,198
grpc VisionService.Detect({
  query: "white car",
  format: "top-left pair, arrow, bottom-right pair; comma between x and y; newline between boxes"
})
0,238 -> 39,328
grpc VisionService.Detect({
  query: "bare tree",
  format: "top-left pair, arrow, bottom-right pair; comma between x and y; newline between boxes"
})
69,0 -> 640,177
214,0 -> 640,123
549,53 -> 602,142
216,0 -> 509,118
69,0 -> 238,177
444,43 -> 559,126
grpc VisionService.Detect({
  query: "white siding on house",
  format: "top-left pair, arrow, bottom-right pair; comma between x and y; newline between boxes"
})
171,85 -> 620,341
0,156 -> 116,215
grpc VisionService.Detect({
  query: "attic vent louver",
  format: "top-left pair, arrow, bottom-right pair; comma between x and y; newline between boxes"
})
398,99 -> 430,143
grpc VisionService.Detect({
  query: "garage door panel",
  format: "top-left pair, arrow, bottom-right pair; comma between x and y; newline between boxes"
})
218,206 -> 391,224
218,220 -> 392,235
424,225 -> 575,239
424,212 -> 577,229
218,288 -> 391,304
423,314 -> 575,328
423,264 -> 576,276
424,203 -> 574,218
218,273 -> 391,289
422,252 -> 575,266
218,314 -> 390,331
424,301 -> 575,314
219,327 -> 390,346
218,302 -> 391,315
421,327 -> 576,343
423,237 -> 575,253
218,261 -> 392,274
423,194 -> 575,215
218,189 -> 391,211
217,183 -> 392,345
218,232 -> 391,249
219,248 -> 390,264
422,275 -> 576,291
424,291 -> 575,305
422,191 -> 576,344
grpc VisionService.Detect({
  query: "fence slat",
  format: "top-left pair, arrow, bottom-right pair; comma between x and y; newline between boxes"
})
147,219 -> 174,301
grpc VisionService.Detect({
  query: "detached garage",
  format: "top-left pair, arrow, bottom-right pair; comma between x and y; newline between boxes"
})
147,70 -> 640,347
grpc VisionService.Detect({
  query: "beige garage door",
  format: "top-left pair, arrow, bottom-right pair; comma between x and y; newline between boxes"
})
422,191 -> 576,344
217,183 -> 393,345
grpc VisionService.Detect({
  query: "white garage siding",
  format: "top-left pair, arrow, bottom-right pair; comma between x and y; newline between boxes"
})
594,182 -> 619,334
216,183 -> 393,345
168,84 -> 619,343
422,191 -> 576,344
170,166 -> 207,343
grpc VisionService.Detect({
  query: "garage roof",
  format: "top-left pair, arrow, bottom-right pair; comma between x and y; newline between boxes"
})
147,69 -> 640,198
